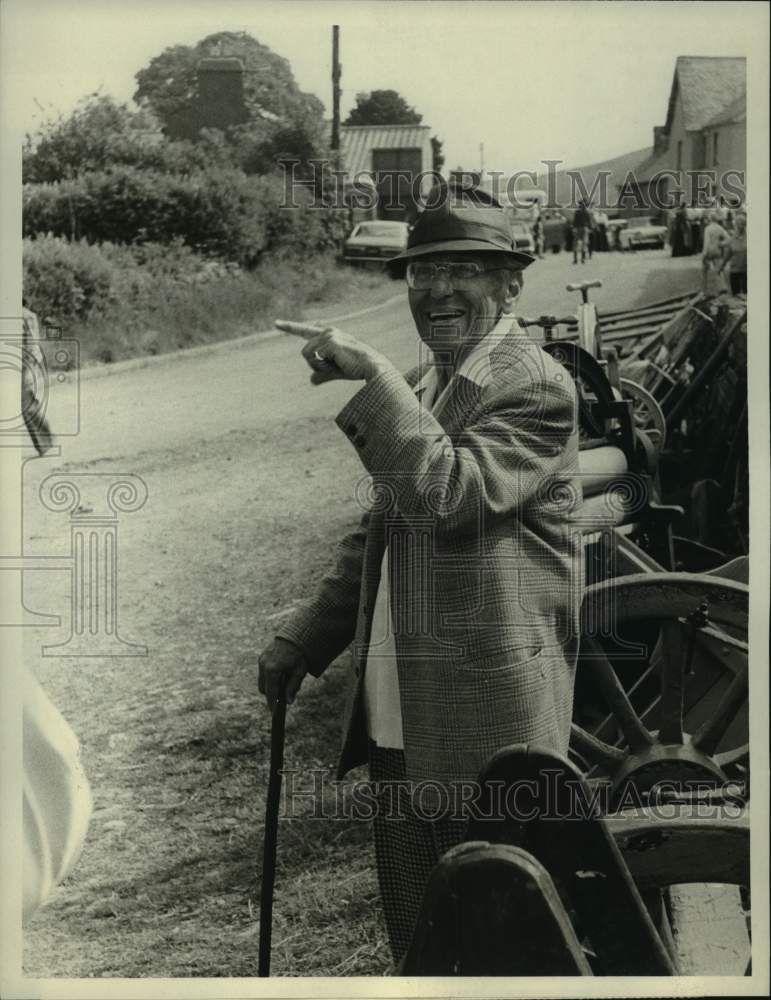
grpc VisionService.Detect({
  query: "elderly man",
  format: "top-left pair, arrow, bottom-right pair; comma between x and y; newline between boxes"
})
258,190 -> 583,961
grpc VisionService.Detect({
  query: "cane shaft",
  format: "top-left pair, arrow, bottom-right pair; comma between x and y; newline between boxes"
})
258,689 -> 287,977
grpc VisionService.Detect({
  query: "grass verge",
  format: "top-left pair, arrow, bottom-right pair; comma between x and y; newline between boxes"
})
38,255 -> 396,368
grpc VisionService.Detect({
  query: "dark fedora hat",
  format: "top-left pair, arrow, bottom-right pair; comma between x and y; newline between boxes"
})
387,186 -> 536,277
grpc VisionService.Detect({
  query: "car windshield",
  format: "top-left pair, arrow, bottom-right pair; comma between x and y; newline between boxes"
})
353,223 -> 405,238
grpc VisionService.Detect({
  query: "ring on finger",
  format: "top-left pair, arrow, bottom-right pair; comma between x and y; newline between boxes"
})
313,350 -> 326,363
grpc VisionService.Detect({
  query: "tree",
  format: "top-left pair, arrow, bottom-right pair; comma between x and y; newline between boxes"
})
344,89 -> 422,126
22,94 -> 232,184
134,31 -> 324,142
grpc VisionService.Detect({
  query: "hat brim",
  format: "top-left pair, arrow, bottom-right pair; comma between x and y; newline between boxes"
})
386,239 -> 536,277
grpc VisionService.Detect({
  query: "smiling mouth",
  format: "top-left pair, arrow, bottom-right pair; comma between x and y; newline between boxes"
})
427,309 -> 465,322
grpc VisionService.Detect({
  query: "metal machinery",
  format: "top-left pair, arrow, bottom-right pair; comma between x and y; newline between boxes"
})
404,283 -> 751,976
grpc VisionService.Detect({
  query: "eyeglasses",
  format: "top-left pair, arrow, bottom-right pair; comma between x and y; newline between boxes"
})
405,260 -> 508,290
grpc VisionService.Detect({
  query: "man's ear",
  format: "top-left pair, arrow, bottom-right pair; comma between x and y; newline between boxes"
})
500,273 -> 523,314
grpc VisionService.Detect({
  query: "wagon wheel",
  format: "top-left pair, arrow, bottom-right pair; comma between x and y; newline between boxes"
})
609,802 -> 751,974
619,377 -> 667,450
542,341 -> 614,440
570,573 -> 749,810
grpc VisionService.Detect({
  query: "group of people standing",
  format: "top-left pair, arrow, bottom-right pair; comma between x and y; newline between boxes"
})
528,200 -> 610,262
670,198 -> 747,296
669,199 -> 746,295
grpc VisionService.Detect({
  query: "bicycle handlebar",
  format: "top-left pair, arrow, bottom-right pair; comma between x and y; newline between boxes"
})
520,315 -> 579,330
566,280 -> 603,293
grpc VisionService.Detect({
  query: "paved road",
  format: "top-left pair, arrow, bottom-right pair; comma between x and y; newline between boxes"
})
43,250 -> 699,468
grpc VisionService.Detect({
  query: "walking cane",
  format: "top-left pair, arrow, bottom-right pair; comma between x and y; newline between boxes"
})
258,677 -> 287,977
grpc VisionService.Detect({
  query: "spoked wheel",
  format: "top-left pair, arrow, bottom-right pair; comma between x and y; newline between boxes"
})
570,573 -> 749,810
619,377 -> 667,450
543,341 -> 615,440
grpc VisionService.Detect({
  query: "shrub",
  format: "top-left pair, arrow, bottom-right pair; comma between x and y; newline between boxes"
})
22,95 -> 233,183
23,233 -> 390,366
22,235 -> 115,323
23,166 -> 346,266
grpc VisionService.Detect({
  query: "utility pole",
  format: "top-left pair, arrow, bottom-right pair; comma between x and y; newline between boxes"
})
331,25 -> 341,151
479,142 -> 485,174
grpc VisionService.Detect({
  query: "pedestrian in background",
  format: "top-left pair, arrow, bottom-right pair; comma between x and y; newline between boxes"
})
689,207 -> 704,253
670,200 -> 692,257
701,211 -> 730,294
718,211 -> 747,296
572,199 -> 591,264
532,214 -> 544,257
593,208 -> 609,252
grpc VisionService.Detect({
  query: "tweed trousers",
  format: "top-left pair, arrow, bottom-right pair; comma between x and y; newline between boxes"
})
368,741 -> 467,962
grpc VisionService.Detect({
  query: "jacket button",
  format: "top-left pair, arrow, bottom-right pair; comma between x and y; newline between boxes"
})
354,435 -> 366,449
347,423 -> 358,437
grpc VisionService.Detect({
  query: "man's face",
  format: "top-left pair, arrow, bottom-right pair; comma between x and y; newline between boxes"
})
407,252 -> 514,358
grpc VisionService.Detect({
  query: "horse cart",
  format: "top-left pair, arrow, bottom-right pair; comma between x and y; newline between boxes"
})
399,281 -> 752,976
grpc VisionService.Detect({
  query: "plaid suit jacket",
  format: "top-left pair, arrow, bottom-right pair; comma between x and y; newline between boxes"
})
277,325 -> 583,787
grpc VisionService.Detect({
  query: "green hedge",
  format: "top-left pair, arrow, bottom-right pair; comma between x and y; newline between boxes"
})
22,235 -> 240,325
23,166 -> 346,267
22,233 -> 388,365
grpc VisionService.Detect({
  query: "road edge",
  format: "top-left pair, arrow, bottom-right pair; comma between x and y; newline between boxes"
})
71,292 -> 404,382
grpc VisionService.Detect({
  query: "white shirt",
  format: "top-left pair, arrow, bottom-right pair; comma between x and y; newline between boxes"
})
362,315 -> 515,747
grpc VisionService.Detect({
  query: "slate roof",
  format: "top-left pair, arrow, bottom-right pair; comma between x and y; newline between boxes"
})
667,57 -> 746,132
703,91 -> 747,128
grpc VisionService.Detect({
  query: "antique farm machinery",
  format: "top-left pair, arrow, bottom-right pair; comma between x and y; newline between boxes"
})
402,282 -> 751,976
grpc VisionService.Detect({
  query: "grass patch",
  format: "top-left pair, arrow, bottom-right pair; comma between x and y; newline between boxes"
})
24,235 -> 396,367
65,258 -> 394,366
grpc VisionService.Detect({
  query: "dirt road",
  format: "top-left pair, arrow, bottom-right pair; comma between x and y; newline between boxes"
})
22,250 -> 701,977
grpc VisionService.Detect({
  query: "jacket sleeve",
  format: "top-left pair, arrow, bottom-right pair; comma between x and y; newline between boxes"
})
335,368 -> 576,536
275,512 -> 369,678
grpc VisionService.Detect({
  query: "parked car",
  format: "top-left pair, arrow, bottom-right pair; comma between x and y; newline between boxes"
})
510,220 -> 535,254
618,217 -> 668,251
342,220 -> 410,267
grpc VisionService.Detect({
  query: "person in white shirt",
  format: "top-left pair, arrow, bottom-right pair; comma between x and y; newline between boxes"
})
701,212 -> 730,293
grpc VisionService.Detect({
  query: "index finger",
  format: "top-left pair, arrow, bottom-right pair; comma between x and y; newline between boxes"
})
274,320 -> 330,340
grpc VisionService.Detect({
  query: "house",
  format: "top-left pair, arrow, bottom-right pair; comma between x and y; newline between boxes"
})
335,124 -> 434,221
620,56 -> 746,213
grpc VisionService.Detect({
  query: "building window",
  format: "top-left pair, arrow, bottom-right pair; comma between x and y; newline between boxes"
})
676,140 -> 683,171
713,131 -> 719,166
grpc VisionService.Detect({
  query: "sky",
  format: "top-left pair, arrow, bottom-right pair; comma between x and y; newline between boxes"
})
1,0 -> 767,174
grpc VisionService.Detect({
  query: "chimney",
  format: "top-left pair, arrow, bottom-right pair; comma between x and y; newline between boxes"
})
196,57 -> 248,131
653,125 -> 668,155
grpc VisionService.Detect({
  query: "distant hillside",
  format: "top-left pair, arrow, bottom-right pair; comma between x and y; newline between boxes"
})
536,146 -> 651,209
